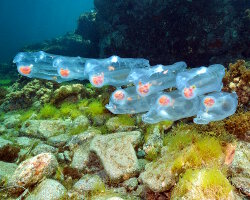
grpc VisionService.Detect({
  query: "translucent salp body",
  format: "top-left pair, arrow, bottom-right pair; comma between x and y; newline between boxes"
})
84,55 -> 150,88
176,64 -> 225,99
193,92 -> 238,124
128,62 -> 187,97
142,90 -> 200,124
106,86 -> 157,114
53,56 -> 88,81
13,51 -> 65,82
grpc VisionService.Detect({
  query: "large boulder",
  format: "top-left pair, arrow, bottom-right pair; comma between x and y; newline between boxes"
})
8,153 -> 58,194
90,131 -> 141,183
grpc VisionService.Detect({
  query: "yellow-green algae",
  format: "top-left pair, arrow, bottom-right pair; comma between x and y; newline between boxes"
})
171,168 -> 233,200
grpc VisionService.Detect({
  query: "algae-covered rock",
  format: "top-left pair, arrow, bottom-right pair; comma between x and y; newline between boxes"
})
0,161 -> 17,183
51,84 -> 84,105
3,114 -> 20,129
73,174 -> 105,194
8,153 -> 58,194
47,133 -> 71,147
122,177 -> 138,191
0,137 -> 20,162
25,179 -> 67,200
20,120 -> 69,139
171,168 -> 234,200
106,116 -> 137,132
0,79 -> 56,111
90,131 -> 141,183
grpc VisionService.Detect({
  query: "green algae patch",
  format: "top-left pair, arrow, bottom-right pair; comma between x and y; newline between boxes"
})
37,104 -> 60,119
172,168 -> 233,200
59,102 -> 82,119
86,101 -> 105,117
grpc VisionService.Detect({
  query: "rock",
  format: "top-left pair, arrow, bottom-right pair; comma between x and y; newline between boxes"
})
25,179 -> 67,200
106,117 -> 137,132
31,143 -> 57,156
138,159 -> 149,172
72,115 -> 89,130
171,168 -> 235,200
139,155 -> 175,192
90,131 -> 141,183
3,114 -> 20,128
47,133 -> 71,147
122,177 -> 138,191
73,174 -> 105,193
0,79 -> 55,112
231,177 -> 250,196
71,141 -> 91,171
231,141 -> 250,178
66,127 -> 100,151
143,125 -> 163,157
8,153 -> 58,194
0,125 -> 6,134
51,84 -> 84,105
16,137 -> 40,148
21,120 -> 69,139
0,161 -> 17,183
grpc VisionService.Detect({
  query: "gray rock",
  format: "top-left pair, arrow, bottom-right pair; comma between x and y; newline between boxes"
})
138,159 -> 149,172
231,141 -> 250,178
73,174 -> 105,193
21,120 -> 70,139
66,127 -> 100,151
71,141 -> 91,171
25,179 -> 67,200
31,143 -> 57,156
0,161 -> 17,183
90,131 -> 141,183
231,177 -> 250,196
139,154 -> 175,192
3,114 -> 20,129
16,137 -> 40,148
8,153 -> 58,194
0,137 -> 12,148
122,177 -> 138,191
47,134 -> 71,147
106,117 -> 137,132
72,115 -> 89,129
63,150 -> 72,162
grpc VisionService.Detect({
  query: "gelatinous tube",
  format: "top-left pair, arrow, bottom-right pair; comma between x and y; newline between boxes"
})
53,56 -> 88,81
128,62 -> 187,97
142,90 -> 200,124
13,51 -> 65,82
106,86 -> 157,114
193,92 -> 238,124
176,64 -> 225,99
84,55 -> 150,87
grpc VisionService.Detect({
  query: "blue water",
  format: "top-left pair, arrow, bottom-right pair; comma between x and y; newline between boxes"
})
0,0 -> 94,62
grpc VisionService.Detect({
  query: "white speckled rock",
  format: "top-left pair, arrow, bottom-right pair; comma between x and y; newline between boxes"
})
8,153 -> 58,194
90,131 -> 141,183
25,179 -> 67,200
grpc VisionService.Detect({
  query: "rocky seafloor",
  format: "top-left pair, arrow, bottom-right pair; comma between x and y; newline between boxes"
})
0,60 -> 249,200
0,0 -> 250,199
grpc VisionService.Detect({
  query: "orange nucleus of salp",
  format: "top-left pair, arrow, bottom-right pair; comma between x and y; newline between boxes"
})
158,96 -> 170,106
19,66 -> 31,75
60,68 -> 70,77
114,91 -> 125,100
203,97 -> 215,107
138,82 -> 152,95
183,85 -> 196,99
92,73 -> 104,86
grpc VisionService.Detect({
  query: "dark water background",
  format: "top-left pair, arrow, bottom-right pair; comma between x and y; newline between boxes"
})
0,0 -> 94,63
